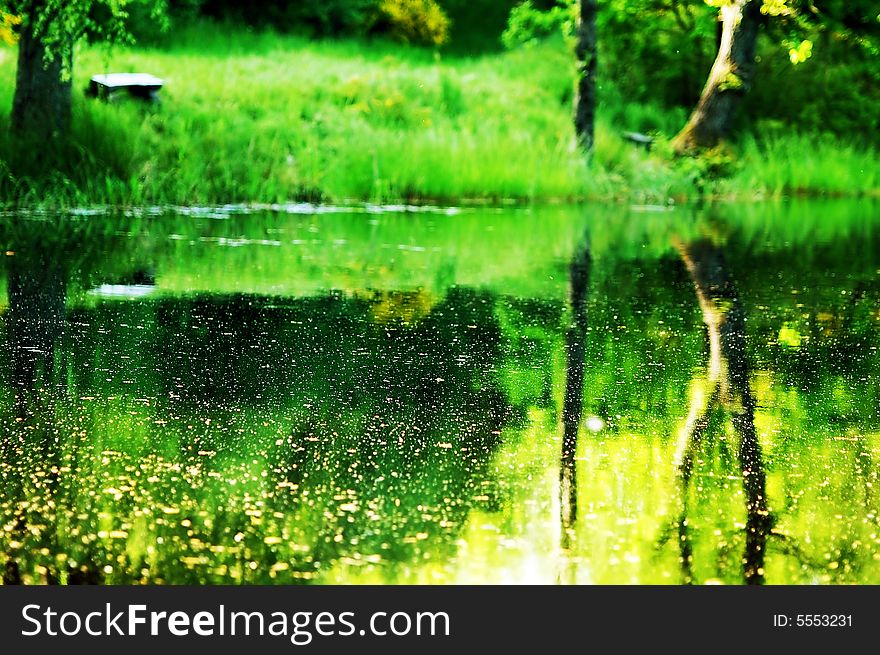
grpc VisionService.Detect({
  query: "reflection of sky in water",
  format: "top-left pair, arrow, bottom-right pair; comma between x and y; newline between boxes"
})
0,201 -> 878,585
89,284 -> 156,298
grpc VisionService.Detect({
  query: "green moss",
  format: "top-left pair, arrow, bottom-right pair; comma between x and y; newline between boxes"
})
718,70 -> 745,92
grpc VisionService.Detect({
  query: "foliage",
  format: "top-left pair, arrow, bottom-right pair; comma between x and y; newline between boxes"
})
500,0 -> 574,49
436,0 -> 520,51
193,0 -> 516,51
0,1 -> 168,64
500,0 -> 880,141
0,23 -> 877,207
197,0 -> 451,45
375,0 -> 450,46
0,11 -> 19,45
503,0 -> 720,110
196,0 -> 368,36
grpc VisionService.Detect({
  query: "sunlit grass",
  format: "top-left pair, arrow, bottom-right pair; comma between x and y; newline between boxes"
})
729,132 -> 880,198
0,23 -> 877,206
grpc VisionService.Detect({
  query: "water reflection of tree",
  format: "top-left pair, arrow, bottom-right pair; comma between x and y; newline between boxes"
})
0,216 -> 130,585
1,230 -> 69,583
672,237 -> 772,585
276,288 -> 510,580
49,287 -> 512,583
6,245 -> 68,413
559,236 -> 591,549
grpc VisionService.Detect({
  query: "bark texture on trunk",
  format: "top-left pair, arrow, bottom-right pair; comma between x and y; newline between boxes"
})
674,237 -> 771,584
671,0 -> 762,153
11,12 -> 72,141
573,0 -> 598,154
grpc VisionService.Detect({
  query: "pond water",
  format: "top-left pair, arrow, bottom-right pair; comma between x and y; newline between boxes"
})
1,200 -> 878,585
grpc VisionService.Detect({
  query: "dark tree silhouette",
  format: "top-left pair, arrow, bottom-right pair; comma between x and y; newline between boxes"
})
673,236 -> 771,584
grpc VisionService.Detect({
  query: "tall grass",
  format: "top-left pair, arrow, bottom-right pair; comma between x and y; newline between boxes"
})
0,23 -> 877,207
728,132 -> 880,198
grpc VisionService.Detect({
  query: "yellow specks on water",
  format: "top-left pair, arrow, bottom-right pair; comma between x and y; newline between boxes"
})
264,536 -> 284,545
103,487 -> 124,501
161,507 -> 180,515
182,556 -> 207,567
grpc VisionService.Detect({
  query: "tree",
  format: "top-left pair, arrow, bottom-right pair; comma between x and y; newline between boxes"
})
672,0 -> 880,152
573,0 -> 598,153
671,0 -> 763,153
2,1 -> 166,143
501,1 -> 599,153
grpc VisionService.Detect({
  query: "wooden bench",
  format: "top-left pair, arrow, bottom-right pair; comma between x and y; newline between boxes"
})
86,73 -> 164,102
623,131 -> 655,150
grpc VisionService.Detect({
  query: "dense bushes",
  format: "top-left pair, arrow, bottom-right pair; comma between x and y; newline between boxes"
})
192,0 -> 450,45
374,0 -> 450,46
196,0 -> 374,36
146,0 -> 517,49
500,0 -> 879,144
743,34 -> 880,138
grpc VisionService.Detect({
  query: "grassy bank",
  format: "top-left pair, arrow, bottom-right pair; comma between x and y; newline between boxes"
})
0,23 -> 878,207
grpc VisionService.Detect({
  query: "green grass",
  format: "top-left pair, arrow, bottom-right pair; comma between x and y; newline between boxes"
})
0,23 -> 878,207
728,132 -> 880,198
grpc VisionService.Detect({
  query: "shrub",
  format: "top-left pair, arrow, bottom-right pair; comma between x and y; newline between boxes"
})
1,12 -> 20,46
501,0 -> 572,50
375,0 -> 450,46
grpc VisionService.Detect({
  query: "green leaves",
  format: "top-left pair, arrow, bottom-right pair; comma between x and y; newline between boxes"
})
785,37 -> 812,63
501,0 -> 575,50
4,1 -> 169,68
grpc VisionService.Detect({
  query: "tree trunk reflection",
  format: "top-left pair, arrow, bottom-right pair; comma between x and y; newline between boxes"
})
674,237 -> 771,585
560,235 -> 591,556
2,246 -> 69,584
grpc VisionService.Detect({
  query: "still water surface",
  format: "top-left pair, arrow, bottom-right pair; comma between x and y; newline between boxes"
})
1,201 -> 878,584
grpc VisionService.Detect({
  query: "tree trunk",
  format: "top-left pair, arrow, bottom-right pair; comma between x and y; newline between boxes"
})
11,12 -> 73,142
573,0 -> 598,154
671,0 -> 762,153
